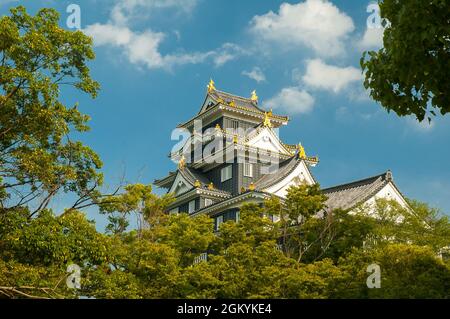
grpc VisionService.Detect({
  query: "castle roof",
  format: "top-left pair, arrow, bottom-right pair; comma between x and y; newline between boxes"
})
206,89 -> 266,115
322,171 -> 397,211
154,166 -> 210,189
254,156 -> 310,190
154,81 -> 408,218
177,82 -> 289,130
191,190 -> 278,217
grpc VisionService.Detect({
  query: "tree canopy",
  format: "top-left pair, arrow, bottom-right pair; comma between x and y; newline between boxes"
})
0,6 -> 102,216
361,0 -> 450,122
0,6 -> 449,299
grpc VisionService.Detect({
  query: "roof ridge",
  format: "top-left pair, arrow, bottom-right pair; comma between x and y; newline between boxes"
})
213,89 -> 254,102
211,90 -> 270,115
244,126 -> 293,155
357,178 -> 390,206
180,166 -> 210,185
322,171 -> 391,193
254,156 -> 302,189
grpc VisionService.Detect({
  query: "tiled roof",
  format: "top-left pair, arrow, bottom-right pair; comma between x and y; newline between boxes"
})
171,184 -> 232,202
180,167 -> 211,187
209,90 -> 265,114
322,171 -> 393,211
154,167 -> 211,189
191,190 -> 275,217
178,89 -> 289,129
153,171 -> 177,188
254,156 -> 305,190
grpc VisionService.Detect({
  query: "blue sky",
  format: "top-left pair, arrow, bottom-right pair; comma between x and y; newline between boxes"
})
2,0 -> 449,229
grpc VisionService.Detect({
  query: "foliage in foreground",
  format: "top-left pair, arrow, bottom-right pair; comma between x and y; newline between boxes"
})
0,6 -> 449,299
1,189 -> 449,299
361,0 -> 450,122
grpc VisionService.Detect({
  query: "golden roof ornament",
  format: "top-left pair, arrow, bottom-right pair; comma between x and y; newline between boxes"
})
233,134 -> 238,144
248,182 -> 256,191
297,143 -> 306,159
263,112 -> 273,128
208,182 -> 214,190
229,100 -> 236,107
178,155 -> 186,170
251,90 -> 258,103
207,79 -> 216,93
215,123 -> 221,130
194,180 -> 201,188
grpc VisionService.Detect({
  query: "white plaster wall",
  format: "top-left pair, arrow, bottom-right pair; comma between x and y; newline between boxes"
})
351,182 -> 409,218
264,161 -> 315,198
247,128 -> 287,154
365,182 -> 408,208
169,173 -> 191,196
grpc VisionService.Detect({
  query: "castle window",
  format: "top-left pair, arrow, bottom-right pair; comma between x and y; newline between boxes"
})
188,200 -> 195,214
216,215 -> 224,230
244,163 -> 253,178
230,119 -> 239,130
204,198 -> 213,207
221,165 -> 233,182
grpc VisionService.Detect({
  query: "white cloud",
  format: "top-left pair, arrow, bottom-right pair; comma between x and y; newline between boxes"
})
265,87 -> 315,115
358,27 -> 384,50
301,59 -> 362,93
84,1 -> 244,70
85,23 -> 244,69
211,43 -> 245,67
249,0 -> 355,57
242,67 -> 266,83
85,24 -> 166,69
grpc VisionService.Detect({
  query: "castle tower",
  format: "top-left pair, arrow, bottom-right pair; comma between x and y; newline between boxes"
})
155,80 -> 320,229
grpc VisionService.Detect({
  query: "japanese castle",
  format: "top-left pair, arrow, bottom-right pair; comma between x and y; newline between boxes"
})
155,80 -> 409,229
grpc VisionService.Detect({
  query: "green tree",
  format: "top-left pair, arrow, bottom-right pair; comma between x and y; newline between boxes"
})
336,244 -> 450,299
354,199 -> 450,253
303,209 -> 376,263
198,203 -> 345,299
98,183 -> 174,235
0,207 -> 112,298
361,0 -> 450,122
207,203 -> 287,298
0,6 -> 103,216
82,212 -> 215,299
265,184 -> 329,262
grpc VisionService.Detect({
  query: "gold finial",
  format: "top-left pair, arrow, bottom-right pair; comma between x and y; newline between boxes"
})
215,123 -> 221,130
251,90 -> 258,103
233,134 -> 238,144
263,112 -> 272,128
248,182 -> 256,191
217,97 -> 224,104
194,180 -> 201,188
208,182 -> 214,190
207,79 -> 216,93
178,155 -> 186,170
229,100 -> 236,107
297,143 -> 306,159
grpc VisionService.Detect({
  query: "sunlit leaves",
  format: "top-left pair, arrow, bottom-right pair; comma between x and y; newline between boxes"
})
0,6 -> 101,213
361,0 -> 450,121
